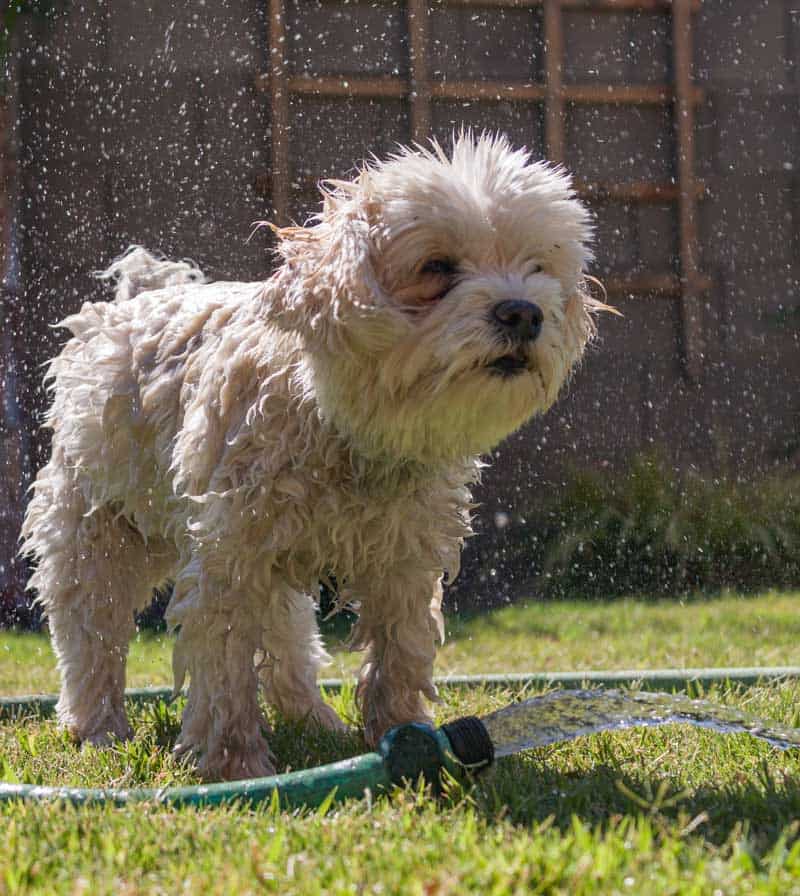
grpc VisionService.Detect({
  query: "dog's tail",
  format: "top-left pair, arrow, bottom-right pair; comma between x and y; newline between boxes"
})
96,246 -> 207,301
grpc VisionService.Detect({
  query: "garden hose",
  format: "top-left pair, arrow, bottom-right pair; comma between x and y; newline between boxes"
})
0,717 -> 492,810
2,666 -> 799,810
5,665 -> 799,721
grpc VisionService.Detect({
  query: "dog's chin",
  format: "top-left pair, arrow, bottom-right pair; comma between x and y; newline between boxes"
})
325,361 -> 550,467
420,362 -> 548,461
312,335 -> 566,466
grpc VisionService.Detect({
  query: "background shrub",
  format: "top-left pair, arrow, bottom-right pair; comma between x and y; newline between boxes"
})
512,457 -> 800,599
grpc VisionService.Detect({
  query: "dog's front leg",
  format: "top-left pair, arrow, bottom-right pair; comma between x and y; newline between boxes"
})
167,559 -> 275,781
353,573 -> 445,747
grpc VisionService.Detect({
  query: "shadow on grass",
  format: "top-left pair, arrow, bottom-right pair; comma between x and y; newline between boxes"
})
140,697 -> 370,777
138,698 -> 368,777
268,720 -> 800,855
476,753 -> 800,852
262,703 -> 800,855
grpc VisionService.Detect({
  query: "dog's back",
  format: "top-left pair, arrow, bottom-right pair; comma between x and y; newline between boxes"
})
22,247 -> 298,547
30,250 -> 216,531
18,247 -> 220,744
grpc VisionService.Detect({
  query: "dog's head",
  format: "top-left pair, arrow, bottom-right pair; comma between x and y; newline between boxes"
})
266,133 -> 605,466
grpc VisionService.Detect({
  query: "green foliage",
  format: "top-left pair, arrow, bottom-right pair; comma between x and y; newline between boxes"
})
517,458 -> 800,599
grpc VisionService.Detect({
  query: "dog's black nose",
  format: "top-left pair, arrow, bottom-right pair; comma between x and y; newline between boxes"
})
491,300 -> 544,342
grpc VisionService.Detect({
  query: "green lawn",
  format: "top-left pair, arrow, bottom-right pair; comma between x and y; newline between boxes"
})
2,592 -> 800,894
5,590 -> 800,696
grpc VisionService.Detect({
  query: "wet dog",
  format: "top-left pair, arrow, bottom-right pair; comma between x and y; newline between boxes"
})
22,133 -> 601,779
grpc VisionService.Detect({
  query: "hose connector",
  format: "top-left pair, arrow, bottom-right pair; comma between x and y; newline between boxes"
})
378,716 -> 494,793
440,716 -> 494,771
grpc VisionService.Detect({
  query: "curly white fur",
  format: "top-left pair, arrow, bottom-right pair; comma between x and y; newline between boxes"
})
21,134 -> 598,780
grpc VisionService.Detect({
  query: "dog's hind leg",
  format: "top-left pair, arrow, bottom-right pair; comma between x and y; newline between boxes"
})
168,572 -> 344,781
167,559 -> 276,781
22,471 -> 174,744
258,581 -> 346,732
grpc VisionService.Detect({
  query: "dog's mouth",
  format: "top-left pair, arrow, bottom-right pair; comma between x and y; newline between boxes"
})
487,352 -> 530,378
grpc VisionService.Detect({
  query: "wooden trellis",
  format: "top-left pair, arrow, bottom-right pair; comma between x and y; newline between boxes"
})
258,0 -> 708,378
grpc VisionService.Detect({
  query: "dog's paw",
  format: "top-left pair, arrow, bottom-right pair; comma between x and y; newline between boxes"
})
66,714 -> 134,747
204,748 -> 277,782
83,726 -> 134,747
307,700 -> 348,733
174,740 -> 277,782
358,677 -> 435,748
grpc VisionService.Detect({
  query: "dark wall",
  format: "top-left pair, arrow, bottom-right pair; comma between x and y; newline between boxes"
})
15,1 -> 270,402
4,0 -> 799,608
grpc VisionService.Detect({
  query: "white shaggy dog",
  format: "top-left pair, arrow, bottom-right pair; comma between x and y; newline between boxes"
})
22,134 -> 600,780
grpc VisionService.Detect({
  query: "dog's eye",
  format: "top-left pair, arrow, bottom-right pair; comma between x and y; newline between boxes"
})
529,263 -> 543,274
420,258 -> 457,278
395,258 -> 458,307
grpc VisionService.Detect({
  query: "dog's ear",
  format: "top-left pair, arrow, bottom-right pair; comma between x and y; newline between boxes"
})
262,189 -> 382,347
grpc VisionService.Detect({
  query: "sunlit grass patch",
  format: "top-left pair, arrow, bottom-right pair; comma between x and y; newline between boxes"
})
3,591 -> 799,697
0,629 -> 175,696
435,590 -> 800,674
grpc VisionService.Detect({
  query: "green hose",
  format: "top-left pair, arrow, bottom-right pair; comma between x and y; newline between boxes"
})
0,749 -> 388,808
0,706 -> 483,810
2,666 -> 798,810
5,666 -> 799,721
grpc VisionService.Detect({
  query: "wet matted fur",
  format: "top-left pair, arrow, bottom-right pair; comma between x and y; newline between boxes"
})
21,134 -> 602,780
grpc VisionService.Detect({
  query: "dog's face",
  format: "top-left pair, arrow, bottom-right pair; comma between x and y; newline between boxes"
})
268,134 -> 599,465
